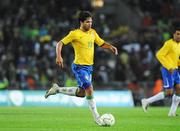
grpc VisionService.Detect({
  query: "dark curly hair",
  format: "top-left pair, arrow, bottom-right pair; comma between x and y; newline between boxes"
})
78,11 -> 92,23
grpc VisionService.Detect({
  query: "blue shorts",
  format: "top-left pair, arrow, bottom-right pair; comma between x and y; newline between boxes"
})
161,67 -> 180,90
71,63 -> 93,89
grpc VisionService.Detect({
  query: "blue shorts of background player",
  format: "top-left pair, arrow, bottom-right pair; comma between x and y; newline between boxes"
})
72,63 -> 93,89
161,67 -> 180,90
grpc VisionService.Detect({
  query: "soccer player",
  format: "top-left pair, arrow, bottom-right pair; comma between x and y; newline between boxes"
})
141,28 -> 180,116
44,11 -> 118,125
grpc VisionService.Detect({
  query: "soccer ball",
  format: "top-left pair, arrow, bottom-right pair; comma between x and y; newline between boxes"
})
100,113 -> 115,126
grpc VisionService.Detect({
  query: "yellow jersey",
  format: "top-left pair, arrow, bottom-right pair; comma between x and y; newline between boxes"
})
156,39 -> 180,70
61,28 -> 105,65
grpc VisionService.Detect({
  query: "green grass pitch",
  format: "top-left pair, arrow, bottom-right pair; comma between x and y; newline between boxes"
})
0,107 -> 179,131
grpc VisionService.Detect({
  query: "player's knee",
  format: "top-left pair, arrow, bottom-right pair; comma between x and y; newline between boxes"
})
76,88 -> 85,97
77,94 -> 85,98
164,89 -> 173,97
85,85 -> 93,96
175,84 -> 180,95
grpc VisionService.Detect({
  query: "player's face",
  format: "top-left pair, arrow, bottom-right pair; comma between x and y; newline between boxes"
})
173,30 -> 180,42
81,17 -> 92,31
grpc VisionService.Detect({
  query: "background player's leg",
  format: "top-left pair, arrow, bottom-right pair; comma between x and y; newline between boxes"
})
141,91 -> 165,112
141,89 -> 174,112
168,84 -> 180,116
142,67 -> 174,112
145,91 -> 165,104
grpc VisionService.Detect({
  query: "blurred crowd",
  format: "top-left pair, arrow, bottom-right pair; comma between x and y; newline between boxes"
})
0,0 -> 91,90
0,0 -> 179,105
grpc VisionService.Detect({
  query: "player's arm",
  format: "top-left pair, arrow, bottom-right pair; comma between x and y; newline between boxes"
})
56,31 -> 74,68
56,41 -> 64,68
156,41 -> 173,72
101,42 -> 118,55
93,29 -> 118,55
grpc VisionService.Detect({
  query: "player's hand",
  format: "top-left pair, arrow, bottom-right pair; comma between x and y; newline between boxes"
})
110,46 -> 118,55
56,56 -> 64,68
168,68 -> 174,74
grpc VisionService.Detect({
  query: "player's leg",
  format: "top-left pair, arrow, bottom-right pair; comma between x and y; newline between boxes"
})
44,83 -> 79,98
73,64 -> 101,124
85,86 -> 100,121
141,91 -> 165,112
141,67 -> 173,112
45,64 -> 86,98
168,92 -> 180,116
168,69 -> 180,116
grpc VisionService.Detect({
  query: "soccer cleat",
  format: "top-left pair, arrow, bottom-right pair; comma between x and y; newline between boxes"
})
95,116 -> 103,126
141,99 -> 149,112
168,113 -> 178,117
45,83 -> 59,98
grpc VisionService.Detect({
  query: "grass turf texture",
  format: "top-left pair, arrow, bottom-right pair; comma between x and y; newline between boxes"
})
0,107 -> 179,131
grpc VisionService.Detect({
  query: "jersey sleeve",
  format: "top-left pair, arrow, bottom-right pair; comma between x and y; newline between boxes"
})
94,30 -> 105,46
156,41 -> 172,70
61,31 -> 75,45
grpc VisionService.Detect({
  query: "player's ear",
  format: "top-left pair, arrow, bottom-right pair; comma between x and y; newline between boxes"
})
79,21 -> 83,26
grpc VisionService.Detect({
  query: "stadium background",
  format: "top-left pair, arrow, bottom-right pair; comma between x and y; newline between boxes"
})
0,0 -> 179,106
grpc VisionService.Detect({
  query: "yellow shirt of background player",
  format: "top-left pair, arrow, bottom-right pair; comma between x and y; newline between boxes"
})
61,28 -> 104,65
156,39 -> 180,70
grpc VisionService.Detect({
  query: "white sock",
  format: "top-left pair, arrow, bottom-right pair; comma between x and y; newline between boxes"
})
146,92 -> 165,104
87,97 -> 100,120
177,95 -> 180,101
57,86 -> 78,96
169,94 -> 180,115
